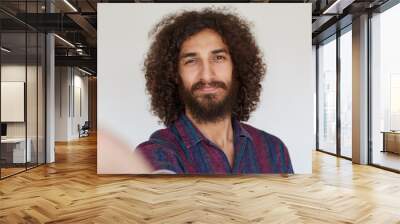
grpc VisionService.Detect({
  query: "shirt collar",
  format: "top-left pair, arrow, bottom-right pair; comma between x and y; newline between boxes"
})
173,113 -> 253,149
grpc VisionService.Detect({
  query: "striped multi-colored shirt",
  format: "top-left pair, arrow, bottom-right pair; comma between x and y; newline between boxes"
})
136,114 -> 293,174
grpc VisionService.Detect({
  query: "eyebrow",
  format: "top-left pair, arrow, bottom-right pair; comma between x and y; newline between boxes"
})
179,48 -> 229,60
211,48 -> 228,54
179,52 -> 197,59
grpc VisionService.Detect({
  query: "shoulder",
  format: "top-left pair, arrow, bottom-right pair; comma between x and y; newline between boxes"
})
240,123 -> 286,146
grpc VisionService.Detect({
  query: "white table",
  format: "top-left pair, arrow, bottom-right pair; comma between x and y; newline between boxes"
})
1,138 -> 32,163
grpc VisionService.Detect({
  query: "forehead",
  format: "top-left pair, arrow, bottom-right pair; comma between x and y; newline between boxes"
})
179,28 -> 228,54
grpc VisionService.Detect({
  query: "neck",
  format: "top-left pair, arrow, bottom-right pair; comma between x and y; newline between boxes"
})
185,111 -> 234,149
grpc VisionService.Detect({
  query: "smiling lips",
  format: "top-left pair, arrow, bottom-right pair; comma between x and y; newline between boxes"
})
196,85 -> 220,94
191,80 -> 228,95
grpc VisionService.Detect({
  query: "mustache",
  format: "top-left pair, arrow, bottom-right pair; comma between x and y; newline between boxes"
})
191,80 -> 228,92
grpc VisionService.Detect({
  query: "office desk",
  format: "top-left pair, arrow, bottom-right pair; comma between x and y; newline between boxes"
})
382,131 -> 400,154
1,138 -> 32,163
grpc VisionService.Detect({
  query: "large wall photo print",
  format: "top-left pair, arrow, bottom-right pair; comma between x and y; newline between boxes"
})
97,3 -> 313,174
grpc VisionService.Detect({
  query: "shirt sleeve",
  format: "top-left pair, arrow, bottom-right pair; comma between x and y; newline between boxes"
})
136,142 -> 184,174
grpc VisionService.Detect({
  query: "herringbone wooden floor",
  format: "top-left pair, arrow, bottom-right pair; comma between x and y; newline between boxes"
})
1,134 -> 400,224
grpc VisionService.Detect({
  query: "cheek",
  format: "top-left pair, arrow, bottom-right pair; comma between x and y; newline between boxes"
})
179,64 -> 199,78
214,62 -> 233,81
178,72 -> 196,91
179,65 -> 202,86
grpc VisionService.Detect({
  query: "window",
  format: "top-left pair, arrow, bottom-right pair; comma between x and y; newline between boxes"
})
339,28 -> 352,158
318,36 -> 337,154
370,2 -> 400,171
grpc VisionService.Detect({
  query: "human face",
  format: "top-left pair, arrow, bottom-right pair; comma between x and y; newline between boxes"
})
178,28 -> 235,122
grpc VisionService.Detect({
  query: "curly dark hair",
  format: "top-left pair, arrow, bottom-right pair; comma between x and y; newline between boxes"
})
143,7 -> 266,126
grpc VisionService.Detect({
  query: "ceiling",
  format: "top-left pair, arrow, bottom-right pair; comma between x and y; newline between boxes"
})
0,0 -> 393,75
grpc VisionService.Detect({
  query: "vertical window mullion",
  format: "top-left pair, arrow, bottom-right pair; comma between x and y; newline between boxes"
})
367,11 -> 373,165
336,29 -> 341,157
25,0 -> 28,171
316,45 -> 320,151
36,0 -> 39,167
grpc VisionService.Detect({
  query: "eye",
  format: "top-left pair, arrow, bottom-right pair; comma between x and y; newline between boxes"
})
184,58 -> 196,65
214,55 -> 226,62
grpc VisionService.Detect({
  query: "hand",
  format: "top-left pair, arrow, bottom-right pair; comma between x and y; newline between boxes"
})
97,129 -> 153,174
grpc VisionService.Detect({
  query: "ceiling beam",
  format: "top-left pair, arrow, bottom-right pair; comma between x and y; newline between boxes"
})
55,55 -> 96,70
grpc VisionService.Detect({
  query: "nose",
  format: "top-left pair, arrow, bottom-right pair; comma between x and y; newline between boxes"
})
199,60 -> 215,83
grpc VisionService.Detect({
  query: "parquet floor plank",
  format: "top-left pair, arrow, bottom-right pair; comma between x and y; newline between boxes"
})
0,134 -> 399,223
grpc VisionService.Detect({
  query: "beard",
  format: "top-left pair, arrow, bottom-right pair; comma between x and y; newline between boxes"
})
179,78 -> 238,124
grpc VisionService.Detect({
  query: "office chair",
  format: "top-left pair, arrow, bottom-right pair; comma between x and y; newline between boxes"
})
79,121 -> 90,138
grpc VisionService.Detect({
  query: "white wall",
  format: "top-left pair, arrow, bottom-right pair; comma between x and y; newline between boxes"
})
312,45 -> 317,139
55,67 -> 69,141
55,67 -> 89,141
98,3 -> 314,174
72,72 -> 89,138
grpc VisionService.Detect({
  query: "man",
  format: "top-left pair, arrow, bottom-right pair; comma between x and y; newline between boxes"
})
137,8 -> 293,174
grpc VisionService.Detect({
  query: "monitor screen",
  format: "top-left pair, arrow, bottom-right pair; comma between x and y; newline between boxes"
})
1,123 -> 7,137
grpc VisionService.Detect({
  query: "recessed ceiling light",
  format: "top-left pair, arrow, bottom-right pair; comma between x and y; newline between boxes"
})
78,67 -> 93,76
1,47 -> 11,53
54,34 -> 75,48
322,0 -> 354,15
63,0 -> 78,12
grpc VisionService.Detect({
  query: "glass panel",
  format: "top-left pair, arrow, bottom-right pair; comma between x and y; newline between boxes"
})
318,37 -> 337,154
0,1 -> 46,178
27,31 -> 38,169
26,0 -> 39,169
340,29 -> 352,158
38,32 -> 45,165
371,3 -> 400,171
1,31 -> 27,177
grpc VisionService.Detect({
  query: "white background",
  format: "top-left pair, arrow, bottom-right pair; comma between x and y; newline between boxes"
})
98,3 -> 313,174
